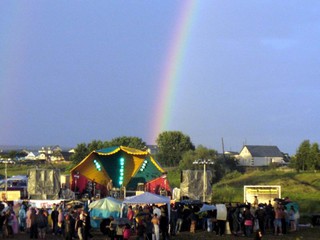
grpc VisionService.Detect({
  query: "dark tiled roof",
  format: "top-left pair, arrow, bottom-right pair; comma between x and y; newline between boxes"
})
245,145 -> 283,157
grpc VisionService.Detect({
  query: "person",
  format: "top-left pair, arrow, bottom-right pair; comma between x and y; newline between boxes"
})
51,204 -> 59,235
289,205 -> 296,232
123,223 -> 131,240
108,216 -> 117,240
136,221 -> 146,240
255,205 -> 266,234
160,212 -> 169,240
232,206 -> 241,235
127,205 -> 134,226
170,204 -> 177,235
175,205 -> 183,234
83,211 -> 92,240
107,179 -> 113,196
26,206 -> 32,232
243,208 -> 254,237
151,213 -> 160,240
11,210 -> 19,234
57,208 -> 64,236
274,205 -> 283,235
216,204 -> 227,236
64,210 -> 75,240
188,210 -> 197,233
115,223 -> 124,240
29,208 -> 38,239
152,205 -> 161,219
3,209 -> 14,238
253,196 -> 259,209
75,213 -> 84,240
265,200 -> 273,230
144,215 -> 153,240
36,209 -> 48,240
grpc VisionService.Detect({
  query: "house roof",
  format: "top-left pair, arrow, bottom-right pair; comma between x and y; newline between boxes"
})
243,145 -> 283,157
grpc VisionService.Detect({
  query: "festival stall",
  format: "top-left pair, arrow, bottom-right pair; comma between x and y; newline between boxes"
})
122,192 -> 171,219
89,197 -> 122,228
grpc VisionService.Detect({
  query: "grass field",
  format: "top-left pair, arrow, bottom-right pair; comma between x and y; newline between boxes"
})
167,167 -> 320,218
211,169 -> 320,215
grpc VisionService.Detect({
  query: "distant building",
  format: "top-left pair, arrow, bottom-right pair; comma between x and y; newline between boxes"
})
237,145 -> 286,166
25,152 -> 37,160
21,146 -> 73,161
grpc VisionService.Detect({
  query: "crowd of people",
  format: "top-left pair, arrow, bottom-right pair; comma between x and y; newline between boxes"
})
0,196 -> 300,240
167,196 -> 300,239
103,196 -> 299,240
101,204 -> 170,240
0,201 -> 93,240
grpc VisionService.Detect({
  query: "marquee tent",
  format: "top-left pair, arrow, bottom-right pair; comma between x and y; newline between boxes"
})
122,192 -> 171,219
70,146 -> 165,196
199,204 -> 217,213
123,192 -> 170,205
89,197 -> 122,228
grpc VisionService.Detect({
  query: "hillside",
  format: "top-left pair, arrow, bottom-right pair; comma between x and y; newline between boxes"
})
167,168 -> 320,215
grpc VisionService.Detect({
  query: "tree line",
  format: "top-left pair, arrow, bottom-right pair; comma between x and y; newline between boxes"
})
70,131 -> 238,182
290,140 -> 320,172
70,133 -> 319,177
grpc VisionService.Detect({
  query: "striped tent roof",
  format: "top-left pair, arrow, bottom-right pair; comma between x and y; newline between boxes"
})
70,146 -> 165,190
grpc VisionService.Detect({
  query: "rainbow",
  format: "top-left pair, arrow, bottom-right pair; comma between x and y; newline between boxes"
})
148,0 -> 198,144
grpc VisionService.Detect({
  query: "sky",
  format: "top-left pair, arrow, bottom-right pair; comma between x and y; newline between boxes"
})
1,1 -> 320,155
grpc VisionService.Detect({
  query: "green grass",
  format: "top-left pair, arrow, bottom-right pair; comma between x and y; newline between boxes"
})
0,161 -> 71,177
213,169 -> 320,215
166,167 -> 320,216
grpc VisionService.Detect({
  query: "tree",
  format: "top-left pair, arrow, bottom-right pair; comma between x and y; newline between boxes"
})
70,143 -> 89,165
294,140 -> 320,171
107,136 -> 147,150
178,145 -> 239,183
295,140 -> 311,171
178,145 -> 217,170
88,140 -> 104,152
213,154 -> 238,182
309,143 -> 320,171
156,131 -> 195,167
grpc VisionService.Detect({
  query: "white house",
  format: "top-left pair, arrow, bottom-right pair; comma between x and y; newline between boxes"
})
25,152 -> 37,160
237,145 -> 285,166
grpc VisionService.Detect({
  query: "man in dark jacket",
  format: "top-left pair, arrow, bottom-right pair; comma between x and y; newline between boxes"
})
51,204 -> 59,235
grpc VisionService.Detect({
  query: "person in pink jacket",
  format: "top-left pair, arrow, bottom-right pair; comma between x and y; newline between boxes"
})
123,223 -> 131,240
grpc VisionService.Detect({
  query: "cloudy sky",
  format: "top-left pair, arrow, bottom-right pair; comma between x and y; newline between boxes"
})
1,1 -> 319,154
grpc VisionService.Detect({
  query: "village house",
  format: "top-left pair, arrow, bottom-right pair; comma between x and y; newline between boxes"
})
237,145 -> 286,166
